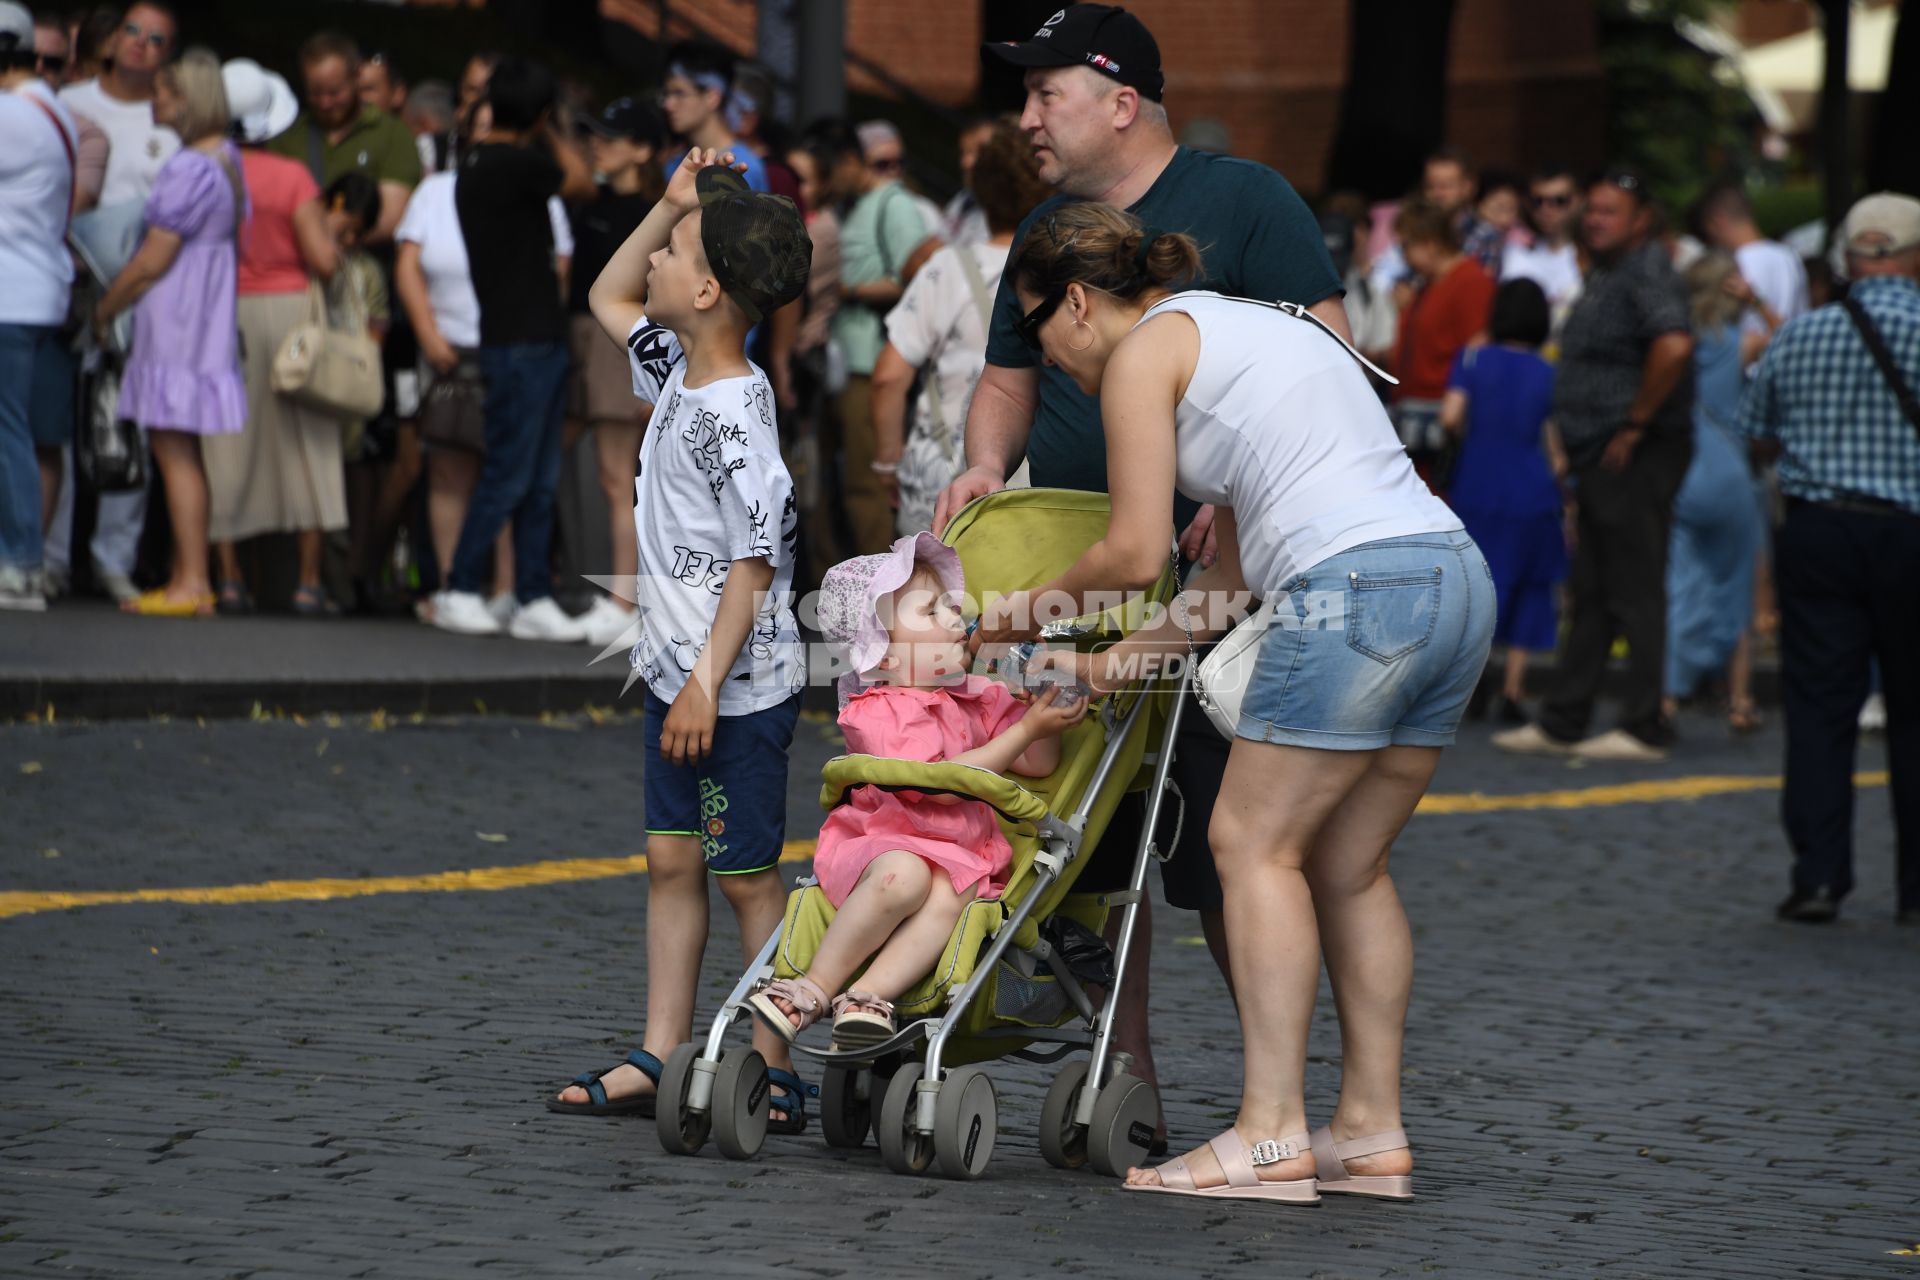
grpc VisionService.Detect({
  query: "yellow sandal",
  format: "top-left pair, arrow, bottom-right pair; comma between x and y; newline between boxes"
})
121,589 -> 215,618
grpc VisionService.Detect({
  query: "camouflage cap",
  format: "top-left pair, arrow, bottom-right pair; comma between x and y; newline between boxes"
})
695,165 -> 812,324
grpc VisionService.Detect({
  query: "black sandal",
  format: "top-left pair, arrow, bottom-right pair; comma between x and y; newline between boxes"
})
546,1049 -> 663,1116
216,580 -> 253,614
766,1067 -> 818,1136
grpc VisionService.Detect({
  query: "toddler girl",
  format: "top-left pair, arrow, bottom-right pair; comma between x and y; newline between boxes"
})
749,532 -> 1086,1049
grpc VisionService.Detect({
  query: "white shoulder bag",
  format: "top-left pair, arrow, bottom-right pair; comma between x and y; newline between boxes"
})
1189,298 -> 1397,740
271,282 -> 385,421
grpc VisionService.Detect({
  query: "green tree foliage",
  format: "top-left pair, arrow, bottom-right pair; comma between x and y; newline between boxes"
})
1599,0 -> 1757,220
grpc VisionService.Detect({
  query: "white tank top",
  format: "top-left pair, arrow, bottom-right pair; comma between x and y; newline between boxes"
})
1137,291 -> 1463,592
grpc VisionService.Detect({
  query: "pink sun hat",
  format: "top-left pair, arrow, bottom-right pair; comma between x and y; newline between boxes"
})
818,532 -> 966,698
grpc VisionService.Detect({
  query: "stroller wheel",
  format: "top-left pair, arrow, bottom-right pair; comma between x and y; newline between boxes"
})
654,1043 -> 712,1156
1086,1072 -> 1156,1178
875,1062 -> 934,1176
819,1066 -> 872,1149
1039,1060 -> 1091,1169
711,1046 -> 771,1160
932,1065 -> 998,1181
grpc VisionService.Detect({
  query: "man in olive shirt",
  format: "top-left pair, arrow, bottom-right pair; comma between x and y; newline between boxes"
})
269,31 -> 421,243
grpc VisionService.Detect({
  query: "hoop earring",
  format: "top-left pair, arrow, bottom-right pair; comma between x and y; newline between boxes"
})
1068,319 -> 1096,352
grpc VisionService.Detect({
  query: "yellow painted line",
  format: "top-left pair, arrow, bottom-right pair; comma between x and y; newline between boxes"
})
1415,770 -> 1887,815
0,772 -> 1889,921
0,841 -> 817,921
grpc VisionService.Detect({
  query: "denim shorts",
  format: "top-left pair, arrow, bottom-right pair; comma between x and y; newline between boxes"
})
1237,531 -> 1496,750
643,691 -> 800,874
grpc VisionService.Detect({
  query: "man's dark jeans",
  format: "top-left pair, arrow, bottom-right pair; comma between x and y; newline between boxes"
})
448,342 -> 569,604
1774,500 -> 1920,909
1537,428 -> 1692,746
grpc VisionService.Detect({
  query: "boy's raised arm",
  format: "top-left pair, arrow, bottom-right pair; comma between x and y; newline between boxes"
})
588,146 -> 746,345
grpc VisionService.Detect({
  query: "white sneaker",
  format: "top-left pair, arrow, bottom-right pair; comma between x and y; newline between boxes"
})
507,597 -> 590,642
1859,692 -> 1887,733
486,590 -> 519,629
1491,723 -> 1576,755
93,565 -> 138,604
0,566 -> 48,612
431,589 -> 503,636
1570,729 -> 1669,762
579,595 -> 640,649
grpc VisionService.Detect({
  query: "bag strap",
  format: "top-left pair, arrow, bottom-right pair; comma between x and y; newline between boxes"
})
1157,293 -> 1400,386
23,93 -> 78,225
953,244 -> 995,332
1840,294 -> 1920,438
917,248 -> 998,451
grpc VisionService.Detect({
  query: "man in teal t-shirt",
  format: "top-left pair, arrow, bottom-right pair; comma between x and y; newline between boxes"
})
935,3 -> 1348,1155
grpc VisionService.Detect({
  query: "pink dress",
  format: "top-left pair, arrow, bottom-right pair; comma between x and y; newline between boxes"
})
814,677 -> 1030,908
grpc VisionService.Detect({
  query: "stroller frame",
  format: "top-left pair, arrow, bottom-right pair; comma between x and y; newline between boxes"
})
652,492 -> 1191,1181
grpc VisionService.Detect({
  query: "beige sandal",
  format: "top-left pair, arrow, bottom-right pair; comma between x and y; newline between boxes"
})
747,976 -> 829,1043
1310,1126 -> 1415,1200
828,989 -> 896,1049
1123,1129 -> 1320,1204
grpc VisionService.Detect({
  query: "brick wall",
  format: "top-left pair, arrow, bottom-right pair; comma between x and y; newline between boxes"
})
848,0 -> 1606,195
590,0 -> 1607,196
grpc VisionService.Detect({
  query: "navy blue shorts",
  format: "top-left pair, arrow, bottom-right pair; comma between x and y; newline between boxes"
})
642,691 -> 800,875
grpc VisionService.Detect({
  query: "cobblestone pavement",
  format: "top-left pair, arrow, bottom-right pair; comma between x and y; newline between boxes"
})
1,708 -> 1914,1278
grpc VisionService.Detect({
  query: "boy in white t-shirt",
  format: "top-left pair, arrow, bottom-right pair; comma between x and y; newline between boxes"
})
548,148 -> 814,1129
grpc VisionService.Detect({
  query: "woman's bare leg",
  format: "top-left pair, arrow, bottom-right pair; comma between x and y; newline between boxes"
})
1304,744 -> 1440,1180
1502,646 -> 1528,701
1126,741 -> 1375,1189
296,529 -> 323,591
427,448 -> 478,582
214,541 -> 243,587
148,430 -> 210,598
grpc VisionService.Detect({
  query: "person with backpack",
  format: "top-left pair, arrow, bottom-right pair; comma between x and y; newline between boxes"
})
869,120 -> 1049,535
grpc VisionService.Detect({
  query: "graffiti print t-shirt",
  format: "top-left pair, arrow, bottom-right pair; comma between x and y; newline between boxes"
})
625,317 -> 802,715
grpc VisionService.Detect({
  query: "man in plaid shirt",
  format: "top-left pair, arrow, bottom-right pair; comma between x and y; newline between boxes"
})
1741,192 -> 1920,926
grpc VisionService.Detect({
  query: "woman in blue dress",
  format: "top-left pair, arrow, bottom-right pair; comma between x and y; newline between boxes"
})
1664,253 -> 1772,731
1440,279 -> 1566,723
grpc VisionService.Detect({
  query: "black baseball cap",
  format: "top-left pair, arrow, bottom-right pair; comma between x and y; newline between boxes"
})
695,165 -> 811,324
583,97 -> 666,150
983,4 -> 1164,103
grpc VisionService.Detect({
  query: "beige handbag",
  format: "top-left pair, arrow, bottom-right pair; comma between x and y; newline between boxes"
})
271,284 -> 383,420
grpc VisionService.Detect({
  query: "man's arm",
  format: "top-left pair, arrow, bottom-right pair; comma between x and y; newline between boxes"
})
1307,295 -> 1353,344
370,181 -> 411,245
932,362 -> 1039,533
1601,330 -> 1693,471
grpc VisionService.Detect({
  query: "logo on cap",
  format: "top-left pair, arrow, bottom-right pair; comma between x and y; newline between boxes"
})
1035,8 -> 1065,37
1089,53 -> 1121,73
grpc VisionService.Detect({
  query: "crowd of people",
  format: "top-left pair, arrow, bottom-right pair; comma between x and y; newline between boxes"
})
0,0 -> 1023,646
3,0 -> 1915,1202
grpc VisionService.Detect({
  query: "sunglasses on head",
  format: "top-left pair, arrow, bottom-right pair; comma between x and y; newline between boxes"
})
123,22 -> 168,49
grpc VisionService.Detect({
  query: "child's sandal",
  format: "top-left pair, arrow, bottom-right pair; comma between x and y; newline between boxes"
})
748,976 -> 830,1043
829,990 -> 896,1049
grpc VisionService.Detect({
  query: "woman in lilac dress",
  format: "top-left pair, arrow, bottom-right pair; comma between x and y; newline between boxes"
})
92,49 -> 246,617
